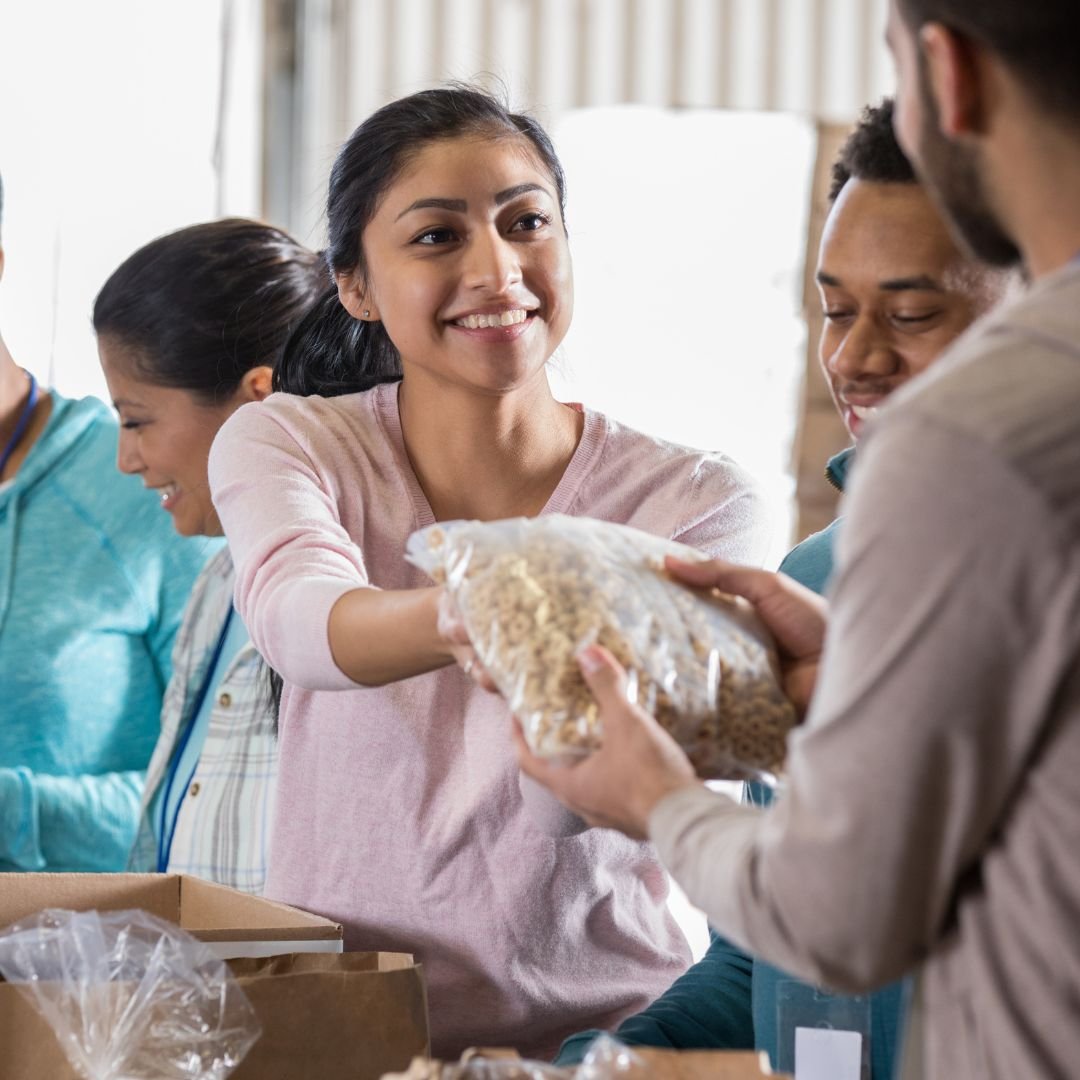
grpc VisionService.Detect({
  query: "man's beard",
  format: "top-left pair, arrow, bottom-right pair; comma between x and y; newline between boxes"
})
913,59 -> 1023,269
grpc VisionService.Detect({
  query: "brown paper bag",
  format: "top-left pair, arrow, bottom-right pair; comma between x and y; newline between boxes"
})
228,952 -> 430,1079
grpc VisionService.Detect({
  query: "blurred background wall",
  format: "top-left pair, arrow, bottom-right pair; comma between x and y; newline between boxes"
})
0,0 -> 893,960
0,0 -> 892,547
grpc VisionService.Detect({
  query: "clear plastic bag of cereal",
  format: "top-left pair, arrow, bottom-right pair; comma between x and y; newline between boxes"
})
406,515 -> 796,782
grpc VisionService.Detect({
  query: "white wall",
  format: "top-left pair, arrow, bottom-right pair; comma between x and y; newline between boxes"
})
550,106 -> 814,565
0,0 -> 262,404
278,0 -> 893,242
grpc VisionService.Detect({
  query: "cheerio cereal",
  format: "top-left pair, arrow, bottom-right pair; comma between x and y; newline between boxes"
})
407,515 -> 796,781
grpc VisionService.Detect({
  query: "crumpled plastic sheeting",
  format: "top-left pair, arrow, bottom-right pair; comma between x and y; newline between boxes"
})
0,907 -> 260,1080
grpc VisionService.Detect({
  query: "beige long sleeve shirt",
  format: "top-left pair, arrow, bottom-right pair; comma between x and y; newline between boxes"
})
652,261 -> 1080,1080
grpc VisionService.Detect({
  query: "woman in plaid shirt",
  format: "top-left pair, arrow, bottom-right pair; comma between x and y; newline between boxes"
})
93,219 -> 325,892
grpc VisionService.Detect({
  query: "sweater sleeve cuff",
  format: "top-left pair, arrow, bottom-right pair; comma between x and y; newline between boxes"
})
266,577 -> 366,691
0,767 -> 46,870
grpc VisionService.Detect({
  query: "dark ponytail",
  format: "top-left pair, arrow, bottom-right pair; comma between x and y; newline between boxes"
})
277,83 -> 567,398
274,286 -> 401,395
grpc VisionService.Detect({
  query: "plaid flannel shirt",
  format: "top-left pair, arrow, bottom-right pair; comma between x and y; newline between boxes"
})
129,547 -> 277,893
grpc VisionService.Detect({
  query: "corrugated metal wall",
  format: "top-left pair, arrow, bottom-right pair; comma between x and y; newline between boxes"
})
276,0 -> 892,238
342,0 -> 891,120
267,0 -> 894,542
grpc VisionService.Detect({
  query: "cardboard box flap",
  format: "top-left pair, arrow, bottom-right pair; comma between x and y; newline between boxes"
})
0,874 -> 182,926
178,877 -> 342,940
0,874 -> 342,945
230,952 -> 417,977
637,1047 -> 787,1078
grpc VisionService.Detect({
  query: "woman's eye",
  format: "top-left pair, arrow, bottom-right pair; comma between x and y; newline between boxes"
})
510,212 -> 551,233
893,311 -> 941,326
120,420 -> 144,430
822,309 -> 852,323
413,226 -> 457,246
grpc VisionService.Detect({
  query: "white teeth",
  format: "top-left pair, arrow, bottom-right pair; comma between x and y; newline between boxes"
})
455,309 -> 528,329
851,405 -> 879,421
159,484 -> 178,503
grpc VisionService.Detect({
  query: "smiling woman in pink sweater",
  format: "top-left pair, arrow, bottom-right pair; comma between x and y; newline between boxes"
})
209,86 -> 770,1057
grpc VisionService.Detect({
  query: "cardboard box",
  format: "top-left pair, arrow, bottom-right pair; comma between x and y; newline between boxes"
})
0,873 -> 430,1079
0,872 -> 344,958
635,1047 -> 790,1078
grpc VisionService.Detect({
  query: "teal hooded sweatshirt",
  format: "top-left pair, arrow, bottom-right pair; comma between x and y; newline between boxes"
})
0,392 -> 215,871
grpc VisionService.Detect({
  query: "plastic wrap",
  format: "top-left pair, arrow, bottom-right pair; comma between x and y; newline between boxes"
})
0,908 -> 261,1080
385,1055 -> 565,1080
576,1035 -> 647,1078
383,1035 -> 645,1079
407,515 -> 796,781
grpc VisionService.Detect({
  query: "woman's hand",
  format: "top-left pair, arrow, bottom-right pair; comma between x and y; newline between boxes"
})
665,556 -> 827,719
513,645 -> 699,839
436,589 -> 500,693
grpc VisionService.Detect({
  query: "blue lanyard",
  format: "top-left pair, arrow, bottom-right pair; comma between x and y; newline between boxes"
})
156,605 -> 236,872
0,371 -> 39,477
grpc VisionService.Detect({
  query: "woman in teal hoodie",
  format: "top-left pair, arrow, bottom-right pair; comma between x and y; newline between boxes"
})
0,172 -> 212,871
0,372 -> 214,871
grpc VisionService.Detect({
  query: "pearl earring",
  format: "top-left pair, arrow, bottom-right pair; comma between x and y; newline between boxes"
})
363,309 -> 370,318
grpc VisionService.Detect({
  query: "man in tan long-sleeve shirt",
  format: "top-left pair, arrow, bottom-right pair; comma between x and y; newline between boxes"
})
515,3 -> 1080,1077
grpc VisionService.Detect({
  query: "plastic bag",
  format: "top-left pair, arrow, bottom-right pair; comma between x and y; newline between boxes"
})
576,1035 -> 647,1078
383,1035 -> 645,1079
385,1054 -> 566,1079
407,515 -> 796,781
0,908 -> 261,1080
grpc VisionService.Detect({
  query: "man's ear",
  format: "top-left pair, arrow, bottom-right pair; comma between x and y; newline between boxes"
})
920,22 -> 988,137
237,365 -> 274,403
335,268 -> 379,322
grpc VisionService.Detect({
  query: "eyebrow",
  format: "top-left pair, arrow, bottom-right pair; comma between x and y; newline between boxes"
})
395,183 -> 551,221
816,271 -> 945,293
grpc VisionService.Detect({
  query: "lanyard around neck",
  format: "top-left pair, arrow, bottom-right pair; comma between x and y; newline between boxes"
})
0,370 -> 39,477
156,604 -> 236,873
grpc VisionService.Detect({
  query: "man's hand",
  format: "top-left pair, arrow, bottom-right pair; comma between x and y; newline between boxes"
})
512,645 -> 700,839
666,556 -> 828,718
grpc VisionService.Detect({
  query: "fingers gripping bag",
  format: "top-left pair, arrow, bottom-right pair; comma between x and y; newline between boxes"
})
406,515 -> 796,782
0,908 -> 260,1080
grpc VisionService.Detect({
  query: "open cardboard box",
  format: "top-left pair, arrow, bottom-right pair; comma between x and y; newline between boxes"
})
0,871 -> 344,958
386,1046 -> 790,1080
635,1048 -> 790,1078
0,873 -> 429,1079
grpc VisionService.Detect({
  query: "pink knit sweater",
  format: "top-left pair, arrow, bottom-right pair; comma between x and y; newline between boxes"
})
209,382 -> 770,1057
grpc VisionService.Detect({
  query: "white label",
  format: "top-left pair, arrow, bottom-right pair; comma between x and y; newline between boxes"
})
795,1027 -> 862,1080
